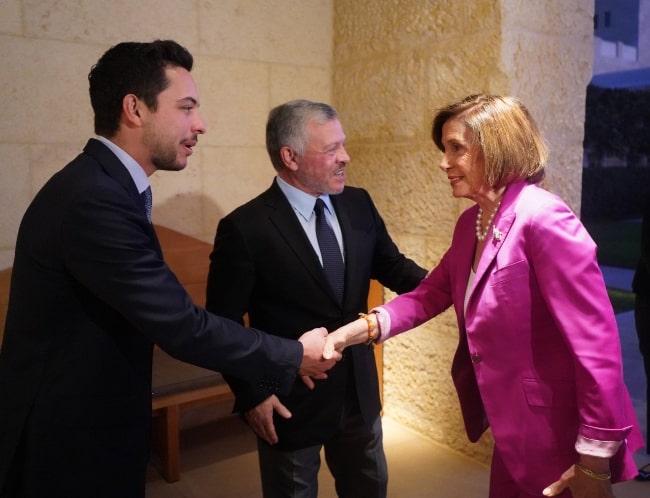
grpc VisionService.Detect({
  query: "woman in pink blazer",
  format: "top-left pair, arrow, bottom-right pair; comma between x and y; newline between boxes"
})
326,95 -> 643,497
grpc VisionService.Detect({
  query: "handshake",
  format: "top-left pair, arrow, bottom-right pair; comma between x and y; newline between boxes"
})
297,313 -> 378,379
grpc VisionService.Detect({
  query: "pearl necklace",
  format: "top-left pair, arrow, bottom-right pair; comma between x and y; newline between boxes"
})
475,201 -> 501,241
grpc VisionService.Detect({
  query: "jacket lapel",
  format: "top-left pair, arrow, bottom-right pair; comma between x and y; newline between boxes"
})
264,182 -> 341,304
466,182 -> 524,313
83,139 -> 162,257
472,214 -> 515,283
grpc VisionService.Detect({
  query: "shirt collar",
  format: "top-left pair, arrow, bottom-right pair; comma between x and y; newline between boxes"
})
275,176 -> 335,221
95,135 -> 150,195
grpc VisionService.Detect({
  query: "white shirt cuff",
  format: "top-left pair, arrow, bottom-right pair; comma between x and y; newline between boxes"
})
575,434 -> 623,458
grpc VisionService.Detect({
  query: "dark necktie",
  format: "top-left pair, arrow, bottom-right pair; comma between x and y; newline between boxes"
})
314,198 -> 344,302
141,186 -> 153,223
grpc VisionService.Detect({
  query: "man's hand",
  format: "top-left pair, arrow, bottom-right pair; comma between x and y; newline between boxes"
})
542,464 -> 614,498
322,327 -> 351,360
297,327 -> 340,377
243,395 -> 291,445
300,374 -> 324,389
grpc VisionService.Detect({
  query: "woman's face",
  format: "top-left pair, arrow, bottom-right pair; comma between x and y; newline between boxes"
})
439,118 -> 489,200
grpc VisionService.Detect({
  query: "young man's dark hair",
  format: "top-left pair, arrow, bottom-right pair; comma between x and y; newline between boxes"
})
88,40 -> 193,137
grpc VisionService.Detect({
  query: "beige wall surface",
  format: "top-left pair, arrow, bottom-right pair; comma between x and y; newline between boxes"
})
0,0 -> 333,268
0,0 -> 594,469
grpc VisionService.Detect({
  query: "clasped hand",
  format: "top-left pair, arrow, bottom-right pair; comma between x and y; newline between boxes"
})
298,323 -> 358,378
297,327 -> 342,379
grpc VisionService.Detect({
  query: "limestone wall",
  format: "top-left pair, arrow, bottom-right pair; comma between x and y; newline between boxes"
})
0,0 -> 333,268
333,0 -> 593,463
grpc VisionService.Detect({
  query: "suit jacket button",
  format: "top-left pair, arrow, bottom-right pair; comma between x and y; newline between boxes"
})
470,353 -> 482,363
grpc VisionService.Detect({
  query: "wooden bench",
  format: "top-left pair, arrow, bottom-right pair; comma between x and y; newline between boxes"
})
150,225 -> 235,483
150,348 -> 233,483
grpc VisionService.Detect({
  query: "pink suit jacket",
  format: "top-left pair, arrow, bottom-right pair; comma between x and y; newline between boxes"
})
381,180 -> 643,494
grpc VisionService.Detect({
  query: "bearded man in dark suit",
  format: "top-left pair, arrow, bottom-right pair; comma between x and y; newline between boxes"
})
206,100 -> 427,498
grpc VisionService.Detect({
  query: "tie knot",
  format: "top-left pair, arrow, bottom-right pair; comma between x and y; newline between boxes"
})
314,198 -> 327,217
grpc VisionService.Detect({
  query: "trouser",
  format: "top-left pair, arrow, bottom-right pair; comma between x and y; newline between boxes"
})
256,394 -> 387,498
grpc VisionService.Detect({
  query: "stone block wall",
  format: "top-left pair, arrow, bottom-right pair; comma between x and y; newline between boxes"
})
0,0 -> 332,268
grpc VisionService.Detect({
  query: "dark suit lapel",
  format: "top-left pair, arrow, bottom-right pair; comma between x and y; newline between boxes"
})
83,139 -> 162,257
265,182 -> 342,305
264,183 -> 324,276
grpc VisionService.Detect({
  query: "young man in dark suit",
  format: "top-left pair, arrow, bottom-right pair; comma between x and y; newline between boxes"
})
0,42 -> 336,498
206,100 -> 427,497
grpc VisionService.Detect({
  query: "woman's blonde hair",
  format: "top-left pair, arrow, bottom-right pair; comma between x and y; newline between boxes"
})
431,95 -> 549,188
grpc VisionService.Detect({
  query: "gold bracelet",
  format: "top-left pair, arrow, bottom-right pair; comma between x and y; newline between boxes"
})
358,312 -> 376,345
575,463 -> 611,481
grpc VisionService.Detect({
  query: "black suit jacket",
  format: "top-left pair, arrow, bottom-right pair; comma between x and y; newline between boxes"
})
633,197 -> 650,295
206,180 -> 426,449
0,140 -> 302,497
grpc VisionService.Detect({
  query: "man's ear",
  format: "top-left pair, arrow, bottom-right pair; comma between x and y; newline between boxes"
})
122,94 -> 143,126
280,146 -> 298,171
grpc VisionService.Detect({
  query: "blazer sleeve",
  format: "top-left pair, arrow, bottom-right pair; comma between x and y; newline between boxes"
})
206,216 -> 255,322
524,196 -> 635,441
206,215 -> 275,411
379,248 -> 454,338
61,182 -> 302,396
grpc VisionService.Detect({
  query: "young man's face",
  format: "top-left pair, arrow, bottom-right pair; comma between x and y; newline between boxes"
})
140,66 -> 206,173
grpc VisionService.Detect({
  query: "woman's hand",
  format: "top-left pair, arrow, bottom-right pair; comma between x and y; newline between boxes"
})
322,325 -> 352,359
543,463 -> 614,498
323,314 -> 377,359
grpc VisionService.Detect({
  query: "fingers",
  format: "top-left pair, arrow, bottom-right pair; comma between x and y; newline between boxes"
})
324,348 -> 342,361
300,372 -> 329,390
300,375 -> 315,389
542,480 -> 566,497
542,464 -> 574,496
244,409 -> 276,445
298,327 -> 340,377
242,396 -> 291,446
272,398 -> 292,420
323,329 -> 349,360
323,335 -> 340,360
298,358 -> 337,377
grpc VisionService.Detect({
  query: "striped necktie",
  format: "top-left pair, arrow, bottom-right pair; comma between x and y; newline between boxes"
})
314,198 -> 344,302
141,186 -> 152,223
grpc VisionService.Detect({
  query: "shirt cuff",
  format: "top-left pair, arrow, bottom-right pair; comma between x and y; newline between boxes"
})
370,306 -> 391,343
575,434 -> 623,458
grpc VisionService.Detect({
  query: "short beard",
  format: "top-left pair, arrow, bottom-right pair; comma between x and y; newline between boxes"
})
152,151 -> 184,171
144,128 -> 185,172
